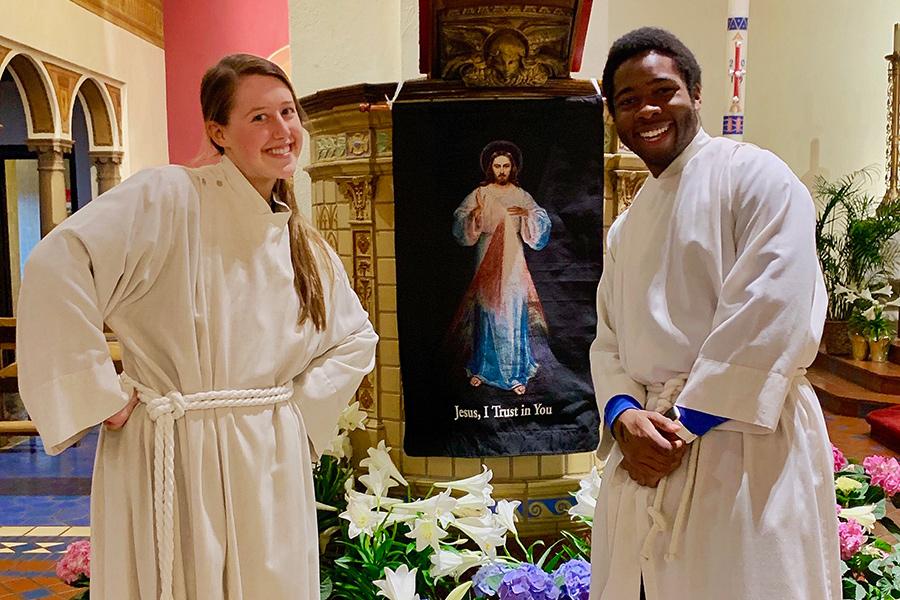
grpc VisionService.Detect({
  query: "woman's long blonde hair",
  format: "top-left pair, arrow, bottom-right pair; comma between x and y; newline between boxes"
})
200,54 -> 330,330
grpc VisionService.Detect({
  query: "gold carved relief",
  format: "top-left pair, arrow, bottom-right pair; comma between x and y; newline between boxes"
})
353,236 -> 374,314
69,0 -> 164,48
357,374 -> 375,409
337,176 -> 376,223
612,170 -> 649,217
315,132 -> 371,161
316,204 -> 338,230
347,132 -> 371,157
439,5 -> 571,87
315,134 -> 347,161
44,63 -> 81,135
315,204 -> 339,251
0,46 -> 11,67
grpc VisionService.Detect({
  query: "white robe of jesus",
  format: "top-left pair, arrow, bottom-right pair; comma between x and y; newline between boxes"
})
16,156 -> 378,599
589,129 -> 840,600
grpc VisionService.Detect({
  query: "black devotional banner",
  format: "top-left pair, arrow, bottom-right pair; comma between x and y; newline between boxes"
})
393,97 -> 604,457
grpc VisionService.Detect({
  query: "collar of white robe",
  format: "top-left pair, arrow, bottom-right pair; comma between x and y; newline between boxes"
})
118,372 -> 294,600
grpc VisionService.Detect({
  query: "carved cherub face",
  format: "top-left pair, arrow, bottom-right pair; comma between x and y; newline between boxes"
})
487,32 -> 527,81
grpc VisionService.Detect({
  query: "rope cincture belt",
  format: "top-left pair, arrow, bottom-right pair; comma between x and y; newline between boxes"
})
638,368 -> 809,562
119,373 -> 294,600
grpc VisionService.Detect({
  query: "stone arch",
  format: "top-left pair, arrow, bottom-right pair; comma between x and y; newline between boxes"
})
0,52 -> 58,137
72,77 -> 116,149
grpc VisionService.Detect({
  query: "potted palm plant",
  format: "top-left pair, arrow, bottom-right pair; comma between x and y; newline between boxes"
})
815,169 -> 900,354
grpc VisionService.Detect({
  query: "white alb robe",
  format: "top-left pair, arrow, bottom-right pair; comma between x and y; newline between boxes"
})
16,156 -> 378,599
589,130 -> 840,600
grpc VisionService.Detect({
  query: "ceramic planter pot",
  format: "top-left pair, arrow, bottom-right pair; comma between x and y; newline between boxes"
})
869,337 -> 892,363
849,332 -> 869,361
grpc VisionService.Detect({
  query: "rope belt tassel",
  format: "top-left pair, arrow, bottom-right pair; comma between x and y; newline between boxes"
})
638,374 -> 698,563
119,373 -> 294,600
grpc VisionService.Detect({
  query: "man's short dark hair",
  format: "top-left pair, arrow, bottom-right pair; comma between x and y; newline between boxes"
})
601,27 -> 702,117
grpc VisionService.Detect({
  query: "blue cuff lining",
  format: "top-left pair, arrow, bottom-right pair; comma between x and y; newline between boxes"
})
603,394 -> 641,433
677,406 -> 729,436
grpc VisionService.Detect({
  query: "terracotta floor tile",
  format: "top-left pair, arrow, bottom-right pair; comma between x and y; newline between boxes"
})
4,577 -> 37,592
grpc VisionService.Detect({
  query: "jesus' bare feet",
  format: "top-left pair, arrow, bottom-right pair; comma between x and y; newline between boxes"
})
470,376 -> 483,387
513,384 -> 526,395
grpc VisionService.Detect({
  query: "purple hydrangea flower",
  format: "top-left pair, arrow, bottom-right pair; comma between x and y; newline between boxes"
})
552,559 -> 591,600
473,562 -> 514,597
498,563 -> 560,600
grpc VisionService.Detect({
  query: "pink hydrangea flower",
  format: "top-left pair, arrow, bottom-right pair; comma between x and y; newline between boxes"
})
832,445 -> 848,472
56,540 -> 91,585
863,455 -> 900,496
838,519 -> 867,560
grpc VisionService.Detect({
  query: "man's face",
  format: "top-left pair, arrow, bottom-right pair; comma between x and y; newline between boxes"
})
611,51 -> 701,177
491,155 -> 513,185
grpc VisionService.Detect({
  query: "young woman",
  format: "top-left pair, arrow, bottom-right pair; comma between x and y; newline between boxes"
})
16,54 -> 378,599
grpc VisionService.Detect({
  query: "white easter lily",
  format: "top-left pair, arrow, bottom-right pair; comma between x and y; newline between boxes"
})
374,564 -> 420,600
451,514 -> 507,556
394,490 -> 458,527
872,283 -> 894,297
493,499 -> 521,537
406,517 -> 449,552
434,466 -> 494,501
321,428 -> 349,459
840,504 -> 878,531
339,495 -> 390,539
429,548 -> 488,579
360,440 -> 409,486
452,493 -> 493,517
338,401 -> 368,432
359,467 -> 402,499
569,466 -> 602,519
862,306 -> 878,321
834,283 -> 860,301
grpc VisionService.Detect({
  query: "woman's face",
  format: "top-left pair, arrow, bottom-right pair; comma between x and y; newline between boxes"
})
206,74 -> 303,198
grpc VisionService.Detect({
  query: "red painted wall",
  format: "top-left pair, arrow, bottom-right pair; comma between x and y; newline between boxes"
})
162,0 -> 290,165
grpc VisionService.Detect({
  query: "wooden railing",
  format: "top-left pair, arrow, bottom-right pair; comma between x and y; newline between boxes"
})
0,318 -> 123,438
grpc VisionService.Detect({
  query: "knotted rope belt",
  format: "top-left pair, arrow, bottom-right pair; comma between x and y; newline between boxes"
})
119,373 -> 294,600
639,374 -> 693,563
638,368 -> 808,562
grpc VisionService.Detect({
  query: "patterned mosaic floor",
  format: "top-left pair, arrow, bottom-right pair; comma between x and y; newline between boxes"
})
0,433 -> 93,599
0,412 -> 895,598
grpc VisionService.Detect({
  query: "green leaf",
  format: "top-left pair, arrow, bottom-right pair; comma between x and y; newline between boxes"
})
883,517 -> 900,542
320,573 -> 333,600
446,581 -> 474,600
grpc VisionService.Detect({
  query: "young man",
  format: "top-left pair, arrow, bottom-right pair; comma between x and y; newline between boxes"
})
589,27 -> 840,600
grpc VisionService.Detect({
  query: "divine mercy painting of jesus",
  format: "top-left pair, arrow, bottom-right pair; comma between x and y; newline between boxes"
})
393,96 -> 604,457
450,140 -> 551,396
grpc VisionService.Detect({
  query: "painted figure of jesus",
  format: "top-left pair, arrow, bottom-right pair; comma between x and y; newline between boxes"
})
451,140 -> 551,395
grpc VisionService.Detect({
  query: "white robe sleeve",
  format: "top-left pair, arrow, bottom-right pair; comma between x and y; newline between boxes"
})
452,190 -> 484,246
676,147 -> 826,433
590,219 -> 648,459
294,247 -> 378,458
16,167 -> 194,455
519,191 -> 551,250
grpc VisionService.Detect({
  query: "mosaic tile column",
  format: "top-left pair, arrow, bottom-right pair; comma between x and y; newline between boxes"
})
304,86 -> 621,536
